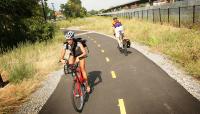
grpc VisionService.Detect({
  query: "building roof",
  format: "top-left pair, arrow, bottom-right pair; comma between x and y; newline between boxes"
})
106,0 -> 140,11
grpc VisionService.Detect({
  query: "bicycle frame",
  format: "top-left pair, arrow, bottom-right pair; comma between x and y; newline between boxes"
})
61,59 -> 86,112
73,66 -> 85,96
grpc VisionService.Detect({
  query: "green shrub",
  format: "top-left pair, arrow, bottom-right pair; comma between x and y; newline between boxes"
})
9,61 -> 35,83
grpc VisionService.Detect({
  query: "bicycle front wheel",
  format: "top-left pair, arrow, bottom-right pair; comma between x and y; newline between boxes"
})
71,81 -> 84,112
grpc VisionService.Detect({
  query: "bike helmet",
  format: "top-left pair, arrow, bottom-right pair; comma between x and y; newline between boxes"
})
65,31 -> 75,40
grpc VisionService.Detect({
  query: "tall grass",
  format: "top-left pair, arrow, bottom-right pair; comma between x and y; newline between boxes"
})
56,18 -> 91,29
58,16 -> 200,78
9,61 -> 35,83
0,29 -> 63,113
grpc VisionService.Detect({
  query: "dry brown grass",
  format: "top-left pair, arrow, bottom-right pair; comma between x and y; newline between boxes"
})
0,30 -> 63,113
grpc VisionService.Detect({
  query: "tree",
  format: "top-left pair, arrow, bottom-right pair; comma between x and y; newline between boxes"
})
88,10 -> 99,15
0,0 -> 54,53
60,0 -> 87,18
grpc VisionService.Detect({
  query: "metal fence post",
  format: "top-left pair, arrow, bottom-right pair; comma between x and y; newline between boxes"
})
147,9 -> 148,20
124,12 -> 126,18
168,8 -> 170,23
193,5 -> 196,24
153,9 -> 155,23
138,11 -> 139,19
159,8 -> 162,24
131,12 -> 133,19
179,7 -> 181,27
142,10 -> 143,19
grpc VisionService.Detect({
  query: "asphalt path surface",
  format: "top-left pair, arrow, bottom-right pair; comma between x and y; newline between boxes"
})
39,30 -> 200,114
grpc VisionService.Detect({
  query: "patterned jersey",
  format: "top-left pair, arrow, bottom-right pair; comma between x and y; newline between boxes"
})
112,20 -> 122,28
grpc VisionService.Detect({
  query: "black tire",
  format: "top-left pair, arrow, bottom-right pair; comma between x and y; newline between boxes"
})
71,81 -> 84,112
64,65 -> 68,75
123,41 -> 128,56
118,34 -> 124,54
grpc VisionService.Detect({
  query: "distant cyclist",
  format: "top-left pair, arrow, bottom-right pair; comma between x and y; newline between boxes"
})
112,17 -> 124,49
60,31 -> 90,93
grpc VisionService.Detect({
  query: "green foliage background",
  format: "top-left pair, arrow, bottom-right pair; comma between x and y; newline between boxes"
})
60,0 -> 87,18
0,0 -> 54,53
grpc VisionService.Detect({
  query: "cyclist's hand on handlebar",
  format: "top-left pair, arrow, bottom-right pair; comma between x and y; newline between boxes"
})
75,57 -> 80,63
60,59 -> 66,64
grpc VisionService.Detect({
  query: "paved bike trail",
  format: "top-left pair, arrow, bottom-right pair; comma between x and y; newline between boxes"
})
39,30 -> 200,114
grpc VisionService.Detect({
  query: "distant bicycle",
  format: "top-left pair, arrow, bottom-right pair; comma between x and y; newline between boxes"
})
61,60 -> 87,112
117,30 -> 131,56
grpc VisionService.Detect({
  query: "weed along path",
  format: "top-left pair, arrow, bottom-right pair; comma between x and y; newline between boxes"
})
39,29 -> 200,114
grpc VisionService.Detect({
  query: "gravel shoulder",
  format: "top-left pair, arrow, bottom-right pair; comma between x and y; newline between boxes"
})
15,70 -> 63,114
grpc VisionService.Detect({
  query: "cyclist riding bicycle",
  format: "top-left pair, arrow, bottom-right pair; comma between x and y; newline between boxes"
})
60,31 -> 90,93
112,17 -> 124,49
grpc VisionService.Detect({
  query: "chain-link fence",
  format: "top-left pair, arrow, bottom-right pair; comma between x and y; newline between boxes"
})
100,4 -> 200,28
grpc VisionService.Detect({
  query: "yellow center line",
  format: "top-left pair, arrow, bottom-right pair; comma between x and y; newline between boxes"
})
97,44 -> 101,47
111,71 -> 116,78
101,49 -> 105,53
118,99 -> 127,114
105,57 -> 110,62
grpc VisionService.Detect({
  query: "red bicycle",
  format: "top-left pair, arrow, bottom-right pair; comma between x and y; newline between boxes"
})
63,61 -> 87,112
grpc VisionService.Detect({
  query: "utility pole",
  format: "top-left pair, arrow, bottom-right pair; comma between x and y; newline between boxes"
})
51,3 -> 56,21
41,0 -> 47,22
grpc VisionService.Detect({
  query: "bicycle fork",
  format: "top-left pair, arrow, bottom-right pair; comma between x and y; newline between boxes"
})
73,80 -> 83,97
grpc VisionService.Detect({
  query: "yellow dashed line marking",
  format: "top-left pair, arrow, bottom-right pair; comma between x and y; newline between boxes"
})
97,44 -> 101,47
118,99 -> 127,114
105,57 -> 110,62
101,49 -> 105,53
111,71 -> 116,78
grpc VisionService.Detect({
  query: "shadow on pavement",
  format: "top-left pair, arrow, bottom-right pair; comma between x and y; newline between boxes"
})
127,50 -> 132,54
88,71 -> 102,90
84,71 -> 102,103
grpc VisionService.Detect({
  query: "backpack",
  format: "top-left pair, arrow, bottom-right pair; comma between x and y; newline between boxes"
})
64,38 -> 89,53
123,39 -> 131,48
74,38 -> 89,53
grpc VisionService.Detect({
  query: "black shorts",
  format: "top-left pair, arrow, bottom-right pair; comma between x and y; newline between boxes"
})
69,54 -> 87,60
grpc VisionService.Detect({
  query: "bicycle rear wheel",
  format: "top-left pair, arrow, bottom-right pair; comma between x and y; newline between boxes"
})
71,81 -> 84,112
123,40 -> 128,56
